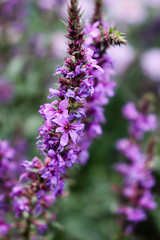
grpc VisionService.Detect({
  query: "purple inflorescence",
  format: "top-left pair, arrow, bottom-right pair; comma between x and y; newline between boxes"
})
0,140 -> 54,237
78,20 -> 116,164
11,156 -> 56,216
123,102 -> 158,139
0,140 -> 18,236
0,1 -> 127,238
0,218 -> 11,237
9,155 -> 56,238
36,0 -> 103,194
7,1 -> 98,235
36,0 -> 127,190
115,100 -> 157,232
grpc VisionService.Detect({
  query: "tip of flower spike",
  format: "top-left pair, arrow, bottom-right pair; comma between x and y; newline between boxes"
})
108,27 -> 127,46
91,0 -> 103,24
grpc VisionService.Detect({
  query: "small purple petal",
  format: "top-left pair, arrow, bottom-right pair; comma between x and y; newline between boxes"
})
60,131 -> 69,146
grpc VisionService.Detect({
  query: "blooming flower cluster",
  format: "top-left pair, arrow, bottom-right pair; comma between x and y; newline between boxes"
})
0,0 -> 130,239
10,156 -> 56,237
1,1 -> 116,238
79,21 -> 115,164
36,0 -> 102,193
0,138 -> 55,238
0,140 -> 17,236
78,10 -> 126,164
122,101 -> 158,139
115,100 -> 158,233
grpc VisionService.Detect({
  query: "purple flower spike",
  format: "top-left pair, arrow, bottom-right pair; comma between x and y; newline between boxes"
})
115,100 -> 157,233
37,0 -> 105,194
78,17 -> 117,163
122,101 -> 158,139
123,102 -> 139,120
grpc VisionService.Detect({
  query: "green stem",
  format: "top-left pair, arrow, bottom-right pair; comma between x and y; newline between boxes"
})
23,217 -> 31,240
92,0 -> 103,23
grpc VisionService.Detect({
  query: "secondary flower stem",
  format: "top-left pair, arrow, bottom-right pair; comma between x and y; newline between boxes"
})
92,0 -> 103,23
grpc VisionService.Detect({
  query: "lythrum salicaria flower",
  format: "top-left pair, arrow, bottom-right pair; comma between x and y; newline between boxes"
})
140,48 -> 160,82
37,0 -> 102,193
78,0 -> 126,164
115,98 -> 157,233
0,140 -> 18,236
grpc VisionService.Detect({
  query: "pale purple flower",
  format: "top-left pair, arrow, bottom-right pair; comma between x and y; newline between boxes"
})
48,150 -> 65,167
122,102 -> 139,120
53,117 -> 84,146
122,102 -> 158,139
88,123 -> 103,138
136,114 -> 158,132
10,186 -> 24,197
54,65 -> 69,77
39,99 -> 69,122
116,139 -> 144,162
0,219 -> 11,236
47,88 -> 60,99
107,0 -> 147,25
37,223 -> 48,235
118,207 -> 146,222
78,150 -> 89,165
84,20 -> 100,45
0,140 -> 20,219
85,48 -> 104,72
139,191 -> 157,210
140,48 -> 160,82
13,197 -> 30,218
37,0 -> 56,11
107,45 -> 135,75
21,157 -> 43,170
115,102 -> 157,231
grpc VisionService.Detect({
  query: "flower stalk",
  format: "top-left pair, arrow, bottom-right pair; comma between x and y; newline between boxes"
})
92,0 -> 103,24
78,0 -> 126,164
115,97 -> 158,234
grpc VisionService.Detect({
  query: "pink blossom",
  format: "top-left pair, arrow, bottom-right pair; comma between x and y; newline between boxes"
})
122,102 -> 139,120
53,117 -> 85,146
140,48 -> 160,82
108,45 -> 135,74
107,0 -> 147,25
